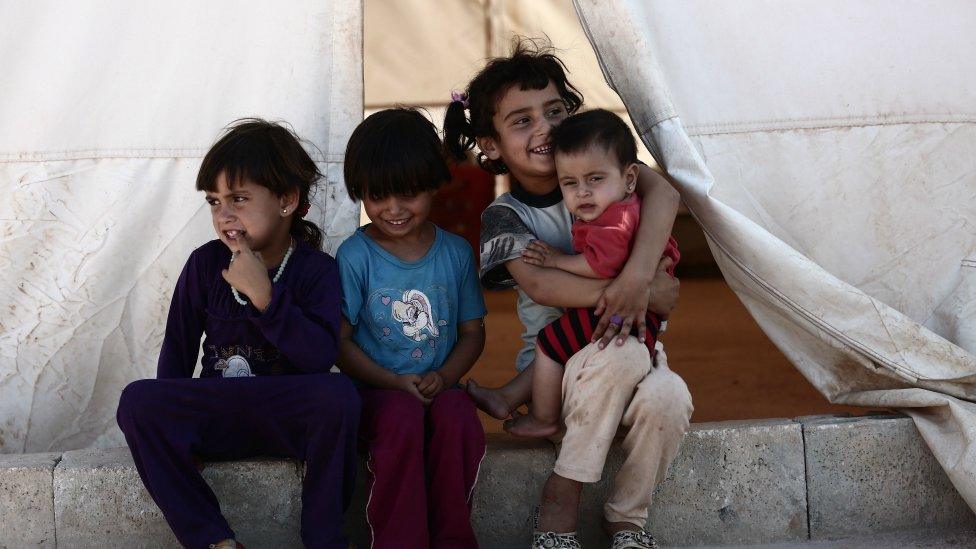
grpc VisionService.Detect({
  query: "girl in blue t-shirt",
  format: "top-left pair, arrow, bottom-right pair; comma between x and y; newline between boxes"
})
336,108 -> 488,548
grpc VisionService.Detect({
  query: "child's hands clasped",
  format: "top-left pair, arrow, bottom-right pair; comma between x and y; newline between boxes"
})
521,239 -> 564,269
389,371 -> 445,404
417,371 -> 445,399
392,374 -> 433,404
222,238 -> 273,312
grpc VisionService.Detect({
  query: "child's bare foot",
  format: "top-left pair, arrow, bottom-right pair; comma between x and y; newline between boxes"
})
466,379 -> 513,420
503,410 -> 559,438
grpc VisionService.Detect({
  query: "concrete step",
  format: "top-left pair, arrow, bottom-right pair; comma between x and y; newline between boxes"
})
692,528 -> 976,548
1,414 -> 974,548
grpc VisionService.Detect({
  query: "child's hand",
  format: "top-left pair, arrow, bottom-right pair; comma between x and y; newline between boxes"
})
222,237 -> 273,311
393,374 -> 432,404
593,257 -> 677,348
522,240 -> 564,269
417,371 -> 445,399
646,257 -> 679,315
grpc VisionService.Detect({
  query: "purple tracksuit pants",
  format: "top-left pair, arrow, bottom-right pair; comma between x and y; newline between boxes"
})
116,373 -> 360,549
359,388 -> 486,549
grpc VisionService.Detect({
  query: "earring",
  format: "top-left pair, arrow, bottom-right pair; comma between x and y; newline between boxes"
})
282,208 -> 288,215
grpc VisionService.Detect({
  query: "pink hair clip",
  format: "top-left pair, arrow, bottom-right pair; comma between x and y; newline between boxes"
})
450,90 -> 469,109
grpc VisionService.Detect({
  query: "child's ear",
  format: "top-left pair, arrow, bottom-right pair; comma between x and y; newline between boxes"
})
477,136 -> 501,161
280,188 -> 300,216
624,162 -> 639,193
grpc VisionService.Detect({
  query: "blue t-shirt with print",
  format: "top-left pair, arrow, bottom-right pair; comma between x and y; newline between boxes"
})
337,224 -> 487,377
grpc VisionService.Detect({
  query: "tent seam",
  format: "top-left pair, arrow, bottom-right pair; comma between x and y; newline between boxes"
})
0,150 -> 345,163
685,115 -> 976,137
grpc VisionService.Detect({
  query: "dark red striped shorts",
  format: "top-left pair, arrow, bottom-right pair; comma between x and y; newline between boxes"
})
536,307 -> 663,365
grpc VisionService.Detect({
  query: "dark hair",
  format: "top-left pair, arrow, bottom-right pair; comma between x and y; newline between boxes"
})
443,37 -> 584,174
344,108 -> 450,201
551,109 -> 638,168
197,118 -> 324,249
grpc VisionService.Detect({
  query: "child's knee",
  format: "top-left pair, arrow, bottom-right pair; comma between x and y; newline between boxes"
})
307,374 -> 360,418
116,379 -> 160,429
633,370 -> 693,425
369,392 -> 425,441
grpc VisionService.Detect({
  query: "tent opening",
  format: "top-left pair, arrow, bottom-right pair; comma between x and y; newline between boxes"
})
362,0 -> 871,433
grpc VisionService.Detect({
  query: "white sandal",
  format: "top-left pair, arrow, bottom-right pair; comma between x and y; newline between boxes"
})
530,506 -> 583,548
610,529 -> 658,549
532,531 -> 583,549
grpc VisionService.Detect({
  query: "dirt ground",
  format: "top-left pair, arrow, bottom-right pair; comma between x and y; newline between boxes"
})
464,278 -> 874,435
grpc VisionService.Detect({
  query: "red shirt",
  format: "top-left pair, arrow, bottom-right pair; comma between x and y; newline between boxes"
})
571,194 -> 679,278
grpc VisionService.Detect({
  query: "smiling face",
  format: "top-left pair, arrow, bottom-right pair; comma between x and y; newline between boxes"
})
361,189 -> 435,241
555,145 -> 638,222
479,82 -> 569,191
205,172 -> 296,254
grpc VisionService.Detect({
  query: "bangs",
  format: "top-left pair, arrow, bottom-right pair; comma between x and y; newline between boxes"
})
196,119 -> 318,196
552,109 -> 637,168
473,42 -> 584,139
344,108 -> 450,201
443,37 -> 585,176
197,139 -> 273,193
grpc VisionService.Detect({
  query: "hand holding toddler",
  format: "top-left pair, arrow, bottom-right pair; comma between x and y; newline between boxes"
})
593,256 -> 677,349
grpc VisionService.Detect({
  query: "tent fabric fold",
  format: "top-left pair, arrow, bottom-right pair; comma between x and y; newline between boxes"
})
0,1 -> 362,453
573,0 -> 976,509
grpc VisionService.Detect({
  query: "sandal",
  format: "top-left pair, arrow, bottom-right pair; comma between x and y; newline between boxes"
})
610,529 -> 658,549
532,531 -> 583,549
530,506 -> 583,549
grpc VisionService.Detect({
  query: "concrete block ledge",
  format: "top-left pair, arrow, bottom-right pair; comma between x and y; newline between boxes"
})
1,414 -> 973,548
0,452 -> 59,548
801,414 -> 976,539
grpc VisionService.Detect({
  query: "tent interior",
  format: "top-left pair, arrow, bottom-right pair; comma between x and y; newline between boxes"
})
363,0 -> 871,433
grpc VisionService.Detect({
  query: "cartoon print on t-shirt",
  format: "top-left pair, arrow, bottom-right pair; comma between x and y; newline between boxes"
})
368,286 -> 452,365
392,289 -> 439,341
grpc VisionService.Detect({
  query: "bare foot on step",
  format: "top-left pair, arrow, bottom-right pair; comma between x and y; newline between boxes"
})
503,410 -> 559,438
466,379 -> 514,420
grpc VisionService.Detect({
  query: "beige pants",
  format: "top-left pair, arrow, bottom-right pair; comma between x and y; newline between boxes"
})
553,338 -> 693,527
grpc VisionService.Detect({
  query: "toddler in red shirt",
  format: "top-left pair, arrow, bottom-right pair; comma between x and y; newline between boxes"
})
506,109 -> 680,438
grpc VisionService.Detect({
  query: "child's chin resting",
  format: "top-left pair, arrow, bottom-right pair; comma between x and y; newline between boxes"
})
503,411 -> 560,438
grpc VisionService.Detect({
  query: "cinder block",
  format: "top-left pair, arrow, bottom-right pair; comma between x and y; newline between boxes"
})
803,414 -> 976,539
471,436 -> 557,548
0,452 -> 60,548
576,419 -> 808,547
53,447 -> 303,548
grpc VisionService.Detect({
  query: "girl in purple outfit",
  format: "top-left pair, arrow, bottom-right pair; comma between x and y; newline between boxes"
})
116,119 -> 359,549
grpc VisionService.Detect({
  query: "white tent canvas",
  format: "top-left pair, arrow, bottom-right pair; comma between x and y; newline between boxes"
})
574,0 -> 976,509
0,1 -> 362,452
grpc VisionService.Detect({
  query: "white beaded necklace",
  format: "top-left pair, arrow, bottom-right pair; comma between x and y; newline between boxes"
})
231,239 -> 295,306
